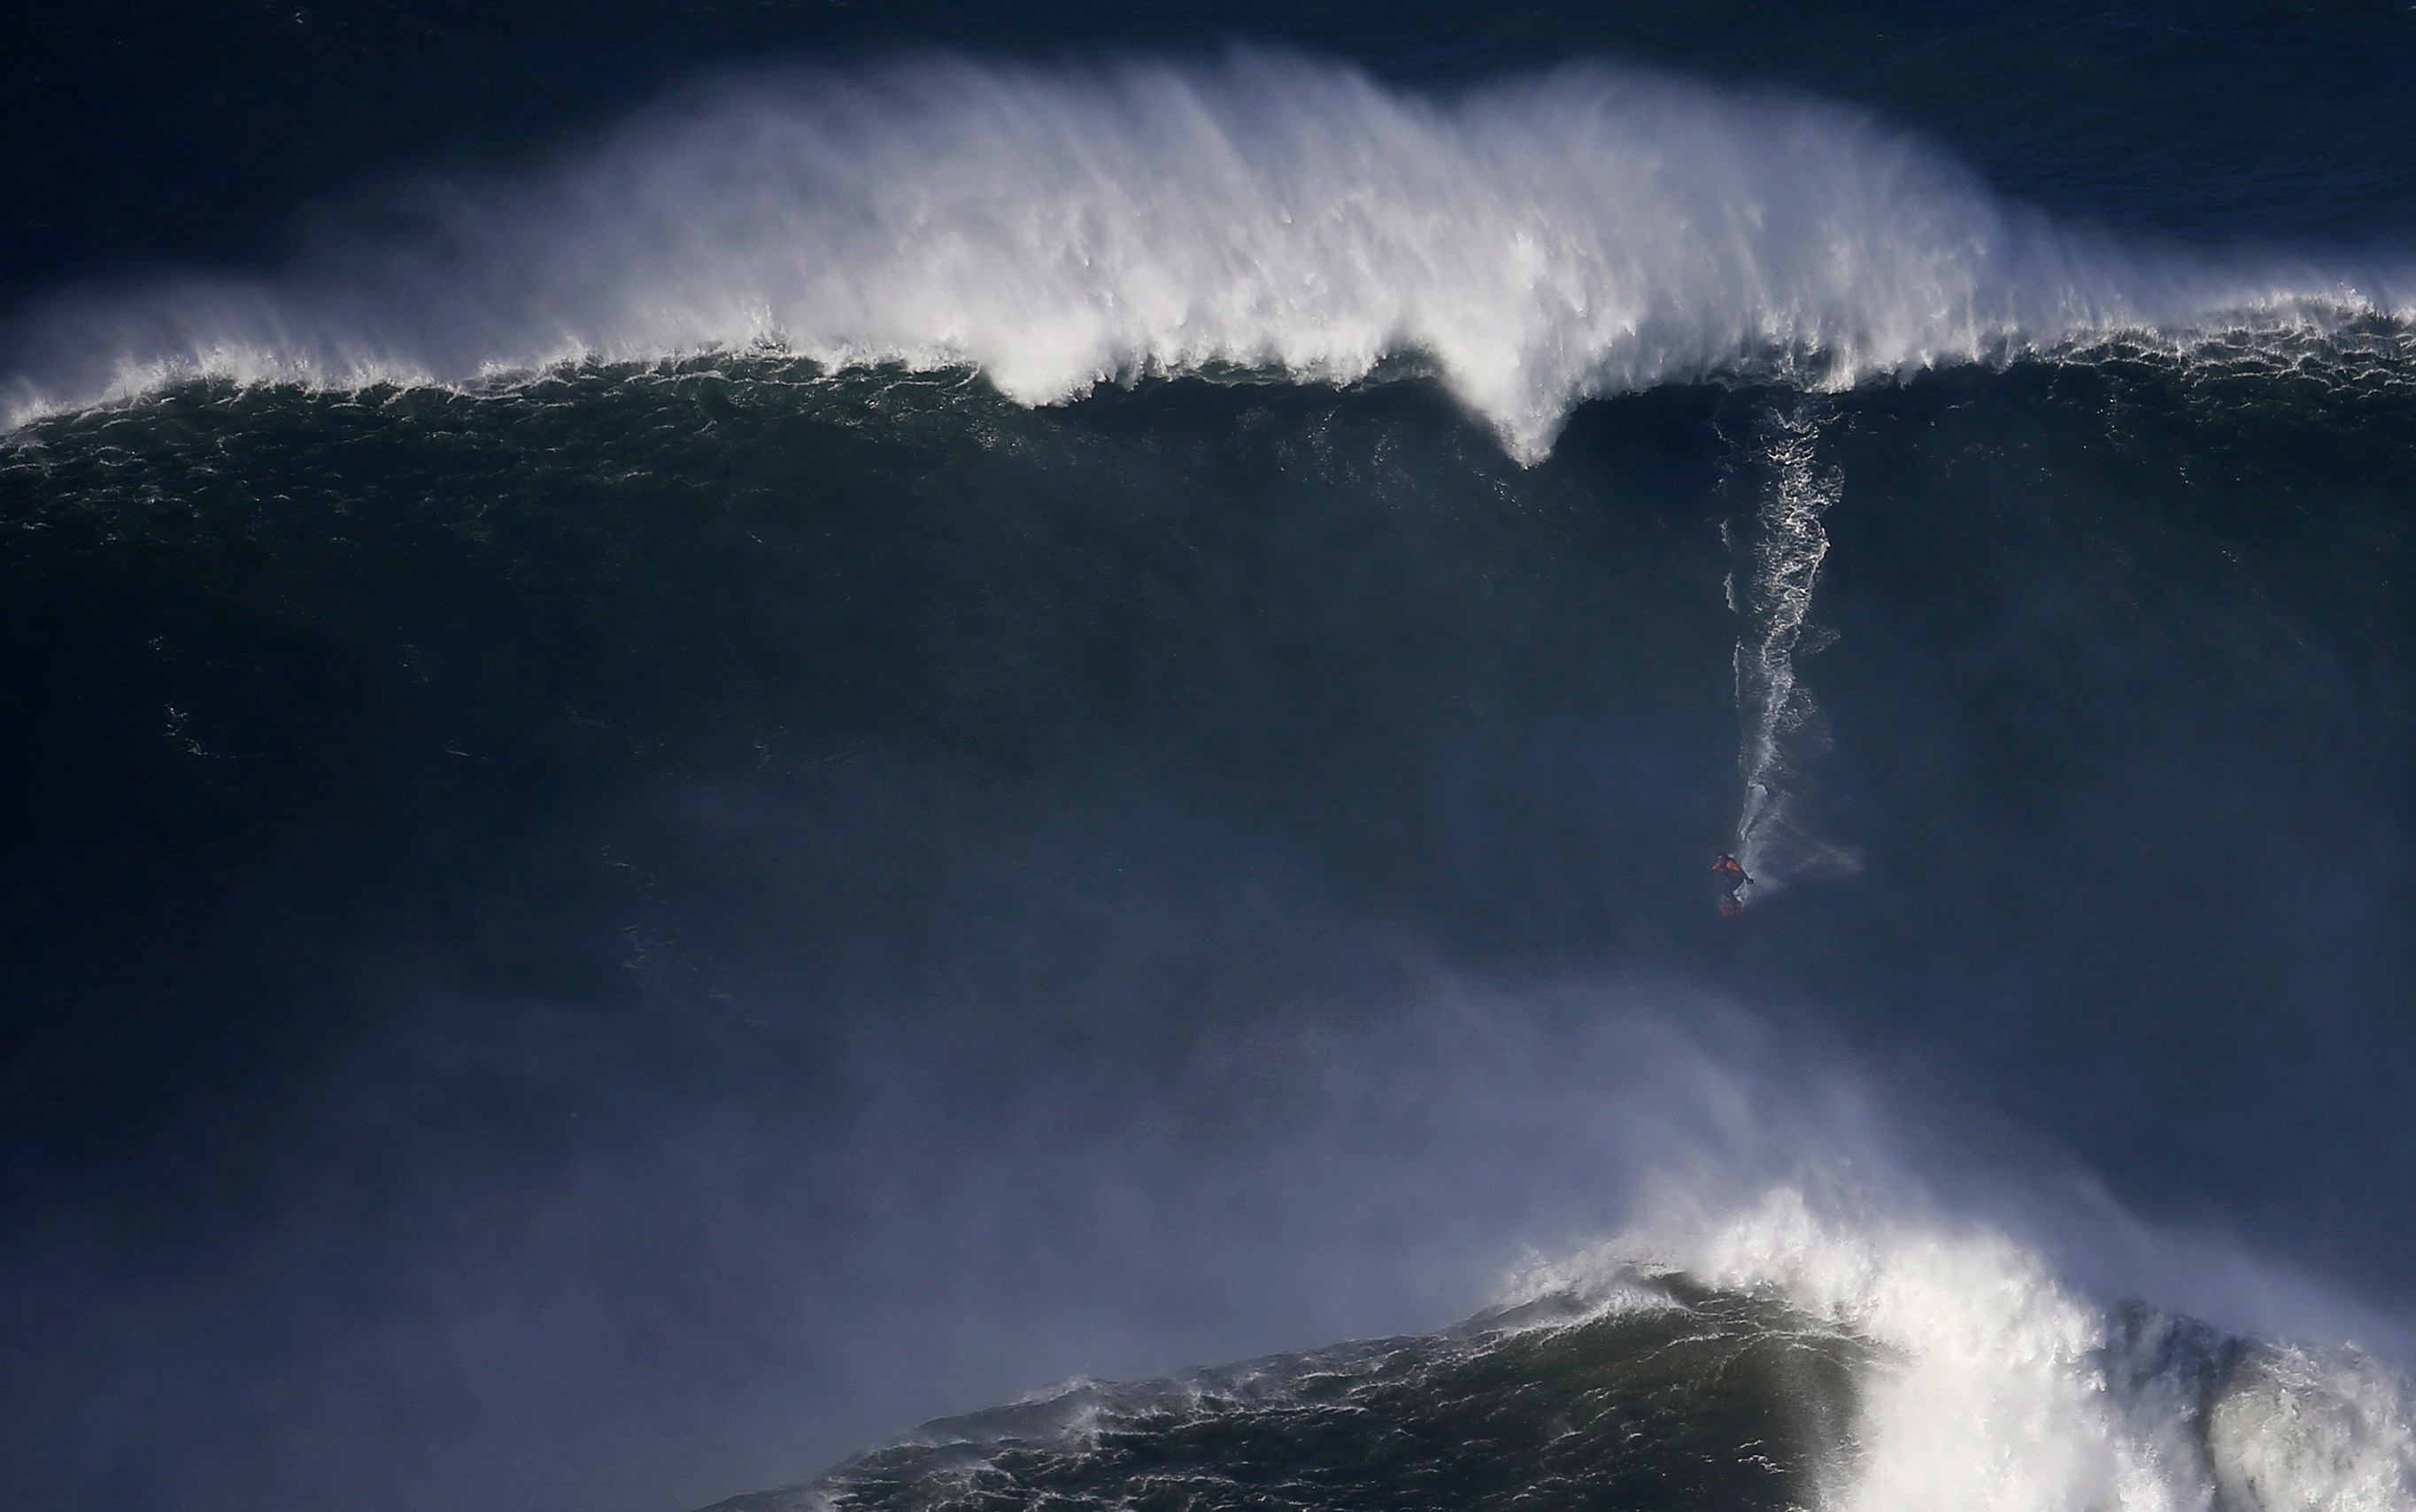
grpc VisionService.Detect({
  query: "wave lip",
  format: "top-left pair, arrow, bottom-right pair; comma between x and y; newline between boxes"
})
1532,1192 -> 2416,1512
8,53 -> 2412,456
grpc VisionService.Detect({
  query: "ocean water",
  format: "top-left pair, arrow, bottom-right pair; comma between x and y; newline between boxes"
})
5,8 -> 2416,1512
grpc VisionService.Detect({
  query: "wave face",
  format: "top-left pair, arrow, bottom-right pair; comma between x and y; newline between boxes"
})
12,38 -> 2416,1512
716,1196 -> 2416,1512
12,328 -> 2416,1512
5,54 -> 2408,458
762,1278 -> 1858,1512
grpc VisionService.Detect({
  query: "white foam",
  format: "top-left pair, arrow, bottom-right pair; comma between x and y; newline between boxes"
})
6,54 -> 2410,453
2211,1345 -> 2416,1512
1524,1189 -> 2416,1512
1725,398 -> 1857,904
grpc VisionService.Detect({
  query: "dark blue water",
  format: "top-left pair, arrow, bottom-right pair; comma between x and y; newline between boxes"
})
5,7 -> 2416,1512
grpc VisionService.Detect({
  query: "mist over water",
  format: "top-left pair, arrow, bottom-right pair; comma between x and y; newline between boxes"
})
5,19 -> 2416,1512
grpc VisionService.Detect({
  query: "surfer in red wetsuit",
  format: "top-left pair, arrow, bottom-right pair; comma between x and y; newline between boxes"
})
1711,853 -> 1750,916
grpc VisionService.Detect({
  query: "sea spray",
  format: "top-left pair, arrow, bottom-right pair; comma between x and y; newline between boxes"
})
1722,399 -> 1856,906
8,55 -> 2411,450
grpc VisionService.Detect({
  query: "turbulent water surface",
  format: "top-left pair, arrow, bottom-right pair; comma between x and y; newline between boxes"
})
5,8 -> 2416,1512
718,1203 -> 2416,1512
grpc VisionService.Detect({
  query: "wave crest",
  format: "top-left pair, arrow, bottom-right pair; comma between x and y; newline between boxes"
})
1526,1191 -> 2416,1512
6,53 -> 2412,456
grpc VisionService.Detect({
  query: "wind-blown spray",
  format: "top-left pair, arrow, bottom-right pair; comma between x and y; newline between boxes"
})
5,55 -> 2409,452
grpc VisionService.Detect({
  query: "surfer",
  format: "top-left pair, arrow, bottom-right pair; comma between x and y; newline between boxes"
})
1711,853 -> 1750,916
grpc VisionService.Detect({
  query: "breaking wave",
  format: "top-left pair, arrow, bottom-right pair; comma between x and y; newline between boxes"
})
724,1191 -> 2416,1512
6,53 -> 2412,458
1554,1192 -> 2416,1512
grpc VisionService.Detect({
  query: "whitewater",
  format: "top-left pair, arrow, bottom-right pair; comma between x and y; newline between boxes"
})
6,52 -> 2412,459
1570,1193 -> 2416,1512
737,1184 -> 2416,1512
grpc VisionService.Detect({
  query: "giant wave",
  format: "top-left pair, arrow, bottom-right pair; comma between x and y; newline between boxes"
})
5,53 -> 2411,459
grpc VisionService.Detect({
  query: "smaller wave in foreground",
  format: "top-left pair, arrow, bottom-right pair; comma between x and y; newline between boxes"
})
712,1192 -> 2416,1512
6,54 -> 2412,458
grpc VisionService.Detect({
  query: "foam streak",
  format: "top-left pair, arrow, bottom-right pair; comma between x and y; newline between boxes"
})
1726,399 -> 1854,904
